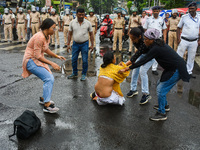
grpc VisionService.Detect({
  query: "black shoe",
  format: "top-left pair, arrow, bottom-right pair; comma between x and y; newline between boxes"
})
90,92 -> 96,99
57,45 -> 60,48
17,42 -> 22,44
149,111 -> 167,121
63,45 -> 67,48
127,90 -> 138,98
128,52 -> 132,55
140,94 -> 152,105
51,44 -> 55,47
153,105 -> 170,112
190,74 -> 196,79
119,51 -> 122,53
152,71 -> 159,75
113,50 -> 116,53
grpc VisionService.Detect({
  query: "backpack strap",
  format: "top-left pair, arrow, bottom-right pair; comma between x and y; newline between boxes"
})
9,124 -> 16,138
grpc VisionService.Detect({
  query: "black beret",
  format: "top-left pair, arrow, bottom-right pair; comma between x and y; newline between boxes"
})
188,1 -> 197,7
152,6 -> 161,10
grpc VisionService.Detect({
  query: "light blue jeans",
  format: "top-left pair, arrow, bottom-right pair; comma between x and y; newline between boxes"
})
26,59 -> 54,103
157,70 -> 180,114
72,41 -> 89,75
130,54 -> 155,94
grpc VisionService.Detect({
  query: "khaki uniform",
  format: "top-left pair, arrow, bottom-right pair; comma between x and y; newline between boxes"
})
128,15 -> 141,52
3,14 -> 13,41
167,17 -> 180,51
50,15 -> 60,45
40,13 -> 50,23
30,12 -> 40,35
113,17 -> 125,51
87,15 -> 97,47
62,15 -> 73,45
16,13 -> 26,42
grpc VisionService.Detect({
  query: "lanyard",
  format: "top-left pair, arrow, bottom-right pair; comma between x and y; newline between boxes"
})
189,13 -> 198,23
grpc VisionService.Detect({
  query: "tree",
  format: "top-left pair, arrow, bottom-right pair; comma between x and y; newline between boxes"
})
160,0 -> 186,9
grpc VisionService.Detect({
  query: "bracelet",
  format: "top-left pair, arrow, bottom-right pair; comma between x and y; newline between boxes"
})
55,55 -> 58,58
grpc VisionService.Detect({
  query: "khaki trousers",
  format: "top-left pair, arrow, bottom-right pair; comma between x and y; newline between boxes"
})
17,24 -> 26,42
89,27 -> 96,47
168,31 -> 178,51
51,26 -> 60,45
31,23 -> 39,35
4,24 -> 12,41
64,26 -> 73,45
129,37 -> 137,52
113,29 -> 123,51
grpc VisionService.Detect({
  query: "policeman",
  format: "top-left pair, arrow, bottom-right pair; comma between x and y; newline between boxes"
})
40,7 -> 49,24
70,10 -> 74,19
167,9 -> 180,51
128,7 -> 141,55
87,8 -> 98,49
50,8 -> 61,48
177,2 -> 200,78
2,8 -> 14,42
16,7 -> 27,44
30,6 -> 40,35
112,10 -> 125,53
143,6 -> 167,75
62,9 -> 73,48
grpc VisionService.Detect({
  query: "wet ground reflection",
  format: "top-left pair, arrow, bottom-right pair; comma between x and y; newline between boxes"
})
189,90 -> 200,110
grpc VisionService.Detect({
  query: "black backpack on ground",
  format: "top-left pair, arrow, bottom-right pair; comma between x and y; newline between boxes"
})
9,110 -> 41,139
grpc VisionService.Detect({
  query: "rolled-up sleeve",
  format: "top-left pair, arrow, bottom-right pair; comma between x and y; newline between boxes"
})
34,39 -> 43,59
177,17 -> 183,28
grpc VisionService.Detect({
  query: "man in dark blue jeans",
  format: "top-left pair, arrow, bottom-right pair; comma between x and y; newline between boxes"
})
67,8 -> 94,81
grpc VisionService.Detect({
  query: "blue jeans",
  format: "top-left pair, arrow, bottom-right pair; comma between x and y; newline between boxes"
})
26,59 -> 54,103
157,70 -> 180,114
130,55 -> 155,94
72,41 -> 89,75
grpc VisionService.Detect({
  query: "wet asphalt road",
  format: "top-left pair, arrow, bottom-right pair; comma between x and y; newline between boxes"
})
0,30 -> 200,150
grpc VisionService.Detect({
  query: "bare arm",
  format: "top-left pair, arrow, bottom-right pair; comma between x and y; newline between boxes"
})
163,29 -> 167,43
45,49 -> 66,60
89,31 -> 94,49
177,27 -> 181,45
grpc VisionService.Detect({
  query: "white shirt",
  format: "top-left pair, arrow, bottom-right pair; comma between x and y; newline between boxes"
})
141,15 -> 148,27
27,14 -> 30,28
69,18 -> 93,43
178,13 -> 200,39
143,15 -> 167,37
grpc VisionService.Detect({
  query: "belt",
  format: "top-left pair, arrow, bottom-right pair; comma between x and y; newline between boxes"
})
92,25 -> 95,27
115,28 -> 123,30
64,25 -> 69,26
74,40 -> 88,44
5,23 -> 11,25
181,36 -> 198,42
31,22 -> 38,24
169,30 -> 177,32
18,22 -> 24,24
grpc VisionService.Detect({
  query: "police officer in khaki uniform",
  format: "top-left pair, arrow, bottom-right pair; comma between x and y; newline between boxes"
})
112,10 -> 125,52
50,8 -> 61,48
62,9 -> 73,48
16,7 -> 27,44
87,8 -> 97,49
30,6 -> 40,35
2,8 -> 14,42
128,7 -> 141,55
40,7 -> 49,24
167,9 -> 180,51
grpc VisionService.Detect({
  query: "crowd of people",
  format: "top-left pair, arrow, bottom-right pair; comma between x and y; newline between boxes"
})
20,1 -> 200,122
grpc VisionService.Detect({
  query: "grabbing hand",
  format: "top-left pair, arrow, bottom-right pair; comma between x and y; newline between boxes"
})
89,45 -> 94,52
118,67 -> 129,73
57,55 -> 66,60
51,62 -> 60,71
118,61 -> 123,66
67,45 -> 72,53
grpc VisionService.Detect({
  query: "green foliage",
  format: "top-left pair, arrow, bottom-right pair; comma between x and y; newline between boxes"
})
127,1 -> 133,9
0,6 -> 4,14
160,0 -> 186,9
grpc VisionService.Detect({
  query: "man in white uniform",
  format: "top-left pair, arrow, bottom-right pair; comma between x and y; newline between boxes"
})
177,2 -> 200,79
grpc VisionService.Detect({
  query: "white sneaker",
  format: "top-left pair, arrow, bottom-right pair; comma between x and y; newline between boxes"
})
43,104 -> 59,113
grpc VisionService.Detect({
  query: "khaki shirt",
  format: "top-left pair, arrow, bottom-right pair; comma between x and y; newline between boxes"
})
62,15 -> 73,25
30,12 -> 40,23
69,18 -> 93,43
3,14 -> 13,24
17,13 -> 26,23
129,15 -> 141,28
87,15 -> 97,26
50,15 -> 60,25
113,17 -> 125,28
167,17 -> 180,30
41,13 -> 50,22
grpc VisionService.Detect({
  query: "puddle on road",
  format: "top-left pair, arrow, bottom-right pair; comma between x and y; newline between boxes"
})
188,89 -> 200,110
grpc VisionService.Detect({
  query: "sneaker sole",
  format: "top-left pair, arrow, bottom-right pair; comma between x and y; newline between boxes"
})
43,109 -> 59,113
126,91 -> 139,98
153,107 -> 170,112
149,117 -> 167,121
67,76 -> 78,79
139,96 -> 152,105
39,101 -> 55,105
